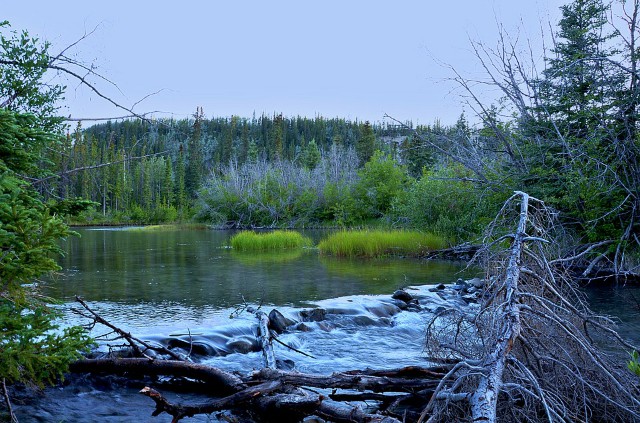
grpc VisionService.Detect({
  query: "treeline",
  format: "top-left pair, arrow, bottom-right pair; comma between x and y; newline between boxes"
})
45,110 -> 466,226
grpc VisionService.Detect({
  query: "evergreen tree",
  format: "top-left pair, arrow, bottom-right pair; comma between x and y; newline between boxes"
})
0,24 -> 92,390
175,144 -> 187,213
301,138 -> 321,170
271,113 -> 284,160
186,107 -> 205,199
163,156 -> 174,207
356,121 -> 376,166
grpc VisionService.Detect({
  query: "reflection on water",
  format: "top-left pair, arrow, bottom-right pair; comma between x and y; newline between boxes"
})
44,227 -> 476,332
582,284 -> 640,346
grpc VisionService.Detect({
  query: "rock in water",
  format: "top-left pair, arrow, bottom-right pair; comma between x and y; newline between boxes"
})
468,277 -> 484,289
300,308 -> 326,322
268,309 -> 295,334
392,289 -> 414,303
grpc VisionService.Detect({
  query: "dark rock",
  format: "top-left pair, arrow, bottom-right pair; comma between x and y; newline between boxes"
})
461,293 -> 479,304
366,302 -> 402,317
468,277 -> 484,288
452,281 -> 469,291
390,298 -> 409,309
276,359 -> 295,371
316,321 -> 335,332
268,309 -> 295,334
226,337 -> 258,354
293,322 -> 312,332
432,306 -> 448,315
406,303 -> 422,312
300,308 -> 326,322
392,289 -> 413,303
436,283 -> 446,290
352,315 -> 378,326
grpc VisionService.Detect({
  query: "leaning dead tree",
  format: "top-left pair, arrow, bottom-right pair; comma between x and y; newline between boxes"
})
421,192 -> 640,422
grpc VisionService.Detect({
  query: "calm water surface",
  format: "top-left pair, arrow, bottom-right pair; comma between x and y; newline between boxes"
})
44,227 -> 474,333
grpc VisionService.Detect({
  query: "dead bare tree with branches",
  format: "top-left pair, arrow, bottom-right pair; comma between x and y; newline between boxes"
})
421,191 -> 640,422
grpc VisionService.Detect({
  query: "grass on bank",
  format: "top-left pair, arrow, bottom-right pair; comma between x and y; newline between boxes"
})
123,224 -> 208,232
230,230 -> 313,252
317,229 -> 446,258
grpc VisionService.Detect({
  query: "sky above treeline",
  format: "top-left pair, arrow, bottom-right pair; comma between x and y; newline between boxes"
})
5,1 -> 563,126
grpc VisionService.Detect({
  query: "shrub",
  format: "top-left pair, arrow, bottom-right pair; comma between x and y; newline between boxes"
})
390,165 -> 500,243
230,230 -> 313,251
317,229 -> 446,258
354,151 -> 411,218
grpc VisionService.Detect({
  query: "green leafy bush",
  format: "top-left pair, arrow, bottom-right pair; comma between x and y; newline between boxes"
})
354,151 -> 411,218
390,165 -> 499,243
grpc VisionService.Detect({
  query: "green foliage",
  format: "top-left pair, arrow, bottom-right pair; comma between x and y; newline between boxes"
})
300,138 -> 321,170
0,22 -> 64,130
628,350 -> 640,377
0,302 -> 91,387
391,165 -> 499,243
230,230 -> 312,251
356,121 -> 376,166
318,229 -> 446,258
197,152 -> 359,228
354,151 -> 410,218
400,134 -> 434,177
0,120 -> 93,386
0,26 -> 92,388
321,181 -> 361,227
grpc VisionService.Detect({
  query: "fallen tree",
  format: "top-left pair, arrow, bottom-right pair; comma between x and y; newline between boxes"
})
421,192 -> 640,422
62,192 -> 640,422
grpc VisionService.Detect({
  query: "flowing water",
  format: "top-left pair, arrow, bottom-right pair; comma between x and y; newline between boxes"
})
14,227 -> 640,422
16,227 -> 475,422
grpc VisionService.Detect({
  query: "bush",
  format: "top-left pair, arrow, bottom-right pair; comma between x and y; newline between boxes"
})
197,148 -> 359,228
390,165 -> 500,243
354,151 -> 411,218
230,230 -> 313,251
317,229 -> 446,258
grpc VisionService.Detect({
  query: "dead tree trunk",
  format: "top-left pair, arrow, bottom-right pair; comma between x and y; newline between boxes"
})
468,191 -> 529,422
422,191 -> 640,422
255,310 -> 277,369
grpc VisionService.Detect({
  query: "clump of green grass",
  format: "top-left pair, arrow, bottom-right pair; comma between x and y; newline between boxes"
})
230,230 -> 313,251
125,224 -> 208,232
317,230 -> 446,258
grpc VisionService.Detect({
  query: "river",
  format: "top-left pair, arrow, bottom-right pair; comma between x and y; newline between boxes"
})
14,227 -> 640,422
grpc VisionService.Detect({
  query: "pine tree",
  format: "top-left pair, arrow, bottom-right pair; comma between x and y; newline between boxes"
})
356,121 -> 376,166
186,107 -> 205,199
0,24 -> 92,389
163,156 -> 173,207
301,138 -> 321,170
175,144 -> 187,214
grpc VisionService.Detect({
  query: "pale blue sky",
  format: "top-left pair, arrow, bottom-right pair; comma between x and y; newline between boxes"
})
4,1 -> 563,125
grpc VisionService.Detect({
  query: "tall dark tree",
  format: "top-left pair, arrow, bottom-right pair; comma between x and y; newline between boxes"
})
356,121 -> 376,166
0,23 -> 92,393
186,106 -> 205,199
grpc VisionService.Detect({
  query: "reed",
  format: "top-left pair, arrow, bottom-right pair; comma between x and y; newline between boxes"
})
317,229 -> 446,258
230,230 -> 313,251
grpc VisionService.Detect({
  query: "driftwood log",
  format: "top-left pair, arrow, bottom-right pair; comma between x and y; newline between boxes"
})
66,191 -> 640,422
